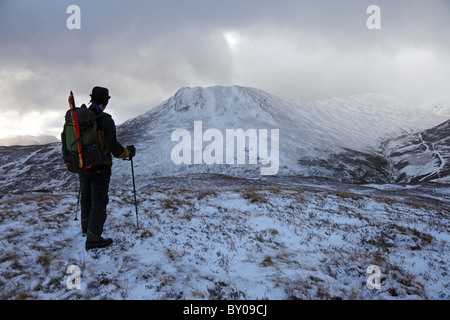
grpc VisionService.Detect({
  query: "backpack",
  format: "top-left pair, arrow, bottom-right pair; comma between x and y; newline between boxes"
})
61,104 -> 104,174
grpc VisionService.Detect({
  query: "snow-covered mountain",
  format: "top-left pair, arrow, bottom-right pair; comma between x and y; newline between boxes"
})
112,86 -> 448,188
0,85 -> 449,194
0,135 -> 59,146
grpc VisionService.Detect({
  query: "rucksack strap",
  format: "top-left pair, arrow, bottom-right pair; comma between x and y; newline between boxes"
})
70,136 -> 83,150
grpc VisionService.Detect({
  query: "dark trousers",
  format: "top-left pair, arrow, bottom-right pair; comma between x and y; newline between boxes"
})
79,168 -> 111,241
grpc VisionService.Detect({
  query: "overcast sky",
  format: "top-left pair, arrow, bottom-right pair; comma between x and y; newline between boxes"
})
0,0 -> 449,138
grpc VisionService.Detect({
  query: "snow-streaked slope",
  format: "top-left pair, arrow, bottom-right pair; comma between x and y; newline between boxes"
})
386,119 -> 450,183
1,176 -> 448,300
0,143 -> 72,194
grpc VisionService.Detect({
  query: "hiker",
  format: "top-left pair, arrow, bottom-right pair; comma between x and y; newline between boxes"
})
79,86 -> 136,251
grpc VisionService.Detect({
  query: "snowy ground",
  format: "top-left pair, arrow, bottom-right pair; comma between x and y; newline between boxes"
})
0,175 -> 448,300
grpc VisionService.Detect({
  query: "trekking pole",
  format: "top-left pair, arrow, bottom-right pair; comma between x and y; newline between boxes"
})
130,156 -> 139,229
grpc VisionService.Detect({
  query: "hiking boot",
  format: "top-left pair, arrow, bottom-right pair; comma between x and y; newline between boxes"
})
85,237 -> 113,251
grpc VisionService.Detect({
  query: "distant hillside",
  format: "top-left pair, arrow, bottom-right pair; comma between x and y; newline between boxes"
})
0,135 -> 60,146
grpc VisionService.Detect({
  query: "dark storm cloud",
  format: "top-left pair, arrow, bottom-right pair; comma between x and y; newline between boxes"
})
0,0 -> 449,137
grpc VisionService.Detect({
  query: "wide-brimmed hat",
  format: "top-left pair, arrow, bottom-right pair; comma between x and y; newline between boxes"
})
90,86 -> 111,101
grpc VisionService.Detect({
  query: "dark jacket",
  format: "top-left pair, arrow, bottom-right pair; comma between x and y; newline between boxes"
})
90,104 -> 129,168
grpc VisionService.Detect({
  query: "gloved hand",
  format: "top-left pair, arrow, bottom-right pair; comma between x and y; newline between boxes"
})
127,145 -> 136,158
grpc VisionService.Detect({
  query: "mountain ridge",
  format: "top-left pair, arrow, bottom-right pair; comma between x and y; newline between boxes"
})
1,85 -> 449,194
0,134 -> 60,147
